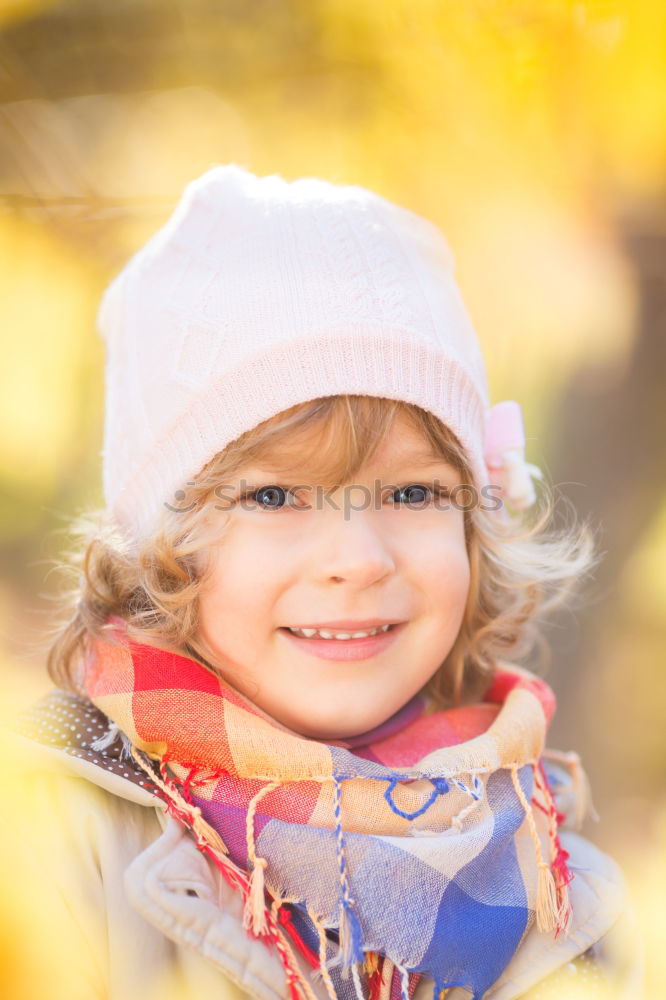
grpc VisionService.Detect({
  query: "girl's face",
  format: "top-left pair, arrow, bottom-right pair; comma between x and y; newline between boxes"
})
197,414 -> 471,739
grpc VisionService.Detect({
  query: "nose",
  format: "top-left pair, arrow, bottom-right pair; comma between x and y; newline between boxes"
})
312,502 -> 397,588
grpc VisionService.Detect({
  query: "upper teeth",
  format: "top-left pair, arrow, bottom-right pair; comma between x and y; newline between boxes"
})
287,625 -> 392,640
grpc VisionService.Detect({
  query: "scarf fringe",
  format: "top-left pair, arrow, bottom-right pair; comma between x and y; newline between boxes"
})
542,748 -> 598,826
333,774 -> 365,972
510,764 -> 572,935
244,781 -> 282,936
351,963 -> 366,1000
129,746 -> 321,1000
276,904 -> 320,969
397,963 -> 410,1000
339,902 -> 364,972
245,858 -> 269,936
128,743 -> 575,994
308,908 -> 339,1000
532,764 -> 574,935
129,746 -> 231,858
90,721 -> 121,752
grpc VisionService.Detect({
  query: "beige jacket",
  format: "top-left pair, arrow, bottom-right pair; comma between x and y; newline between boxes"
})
2,716 -> 631,1000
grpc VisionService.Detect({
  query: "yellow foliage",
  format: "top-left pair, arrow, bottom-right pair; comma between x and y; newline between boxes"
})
0,215 -> 101,493
1,2 -> 665,992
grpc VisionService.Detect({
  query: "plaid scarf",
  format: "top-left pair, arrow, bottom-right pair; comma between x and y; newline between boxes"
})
84,623 -> 574,1000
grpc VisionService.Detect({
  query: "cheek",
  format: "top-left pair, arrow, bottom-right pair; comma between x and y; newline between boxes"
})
418,531 -> 471,610
411,518 -> 469,571
198,527 -> 288,624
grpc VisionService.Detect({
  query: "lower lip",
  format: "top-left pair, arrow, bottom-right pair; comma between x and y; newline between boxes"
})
278,623 -> 405,661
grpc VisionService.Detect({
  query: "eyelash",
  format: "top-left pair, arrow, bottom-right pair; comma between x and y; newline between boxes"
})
237,484 -> 452,511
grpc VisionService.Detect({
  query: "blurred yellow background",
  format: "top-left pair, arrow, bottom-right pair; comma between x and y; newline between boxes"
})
1,1 -> 664,996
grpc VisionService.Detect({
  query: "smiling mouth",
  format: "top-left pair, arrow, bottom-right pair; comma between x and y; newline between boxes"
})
280,624 -> 400,641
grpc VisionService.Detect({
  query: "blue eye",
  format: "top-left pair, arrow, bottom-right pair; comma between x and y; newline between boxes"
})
256,486 -> 285,508
390,485 -> 432,505
238,483 -> 450,511
242,485 -> 298,510
251,486 -> 287,509
390,483 -> 451,505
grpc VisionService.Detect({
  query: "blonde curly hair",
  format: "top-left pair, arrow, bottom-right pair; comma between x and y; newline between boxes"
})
46,395 -> 597,707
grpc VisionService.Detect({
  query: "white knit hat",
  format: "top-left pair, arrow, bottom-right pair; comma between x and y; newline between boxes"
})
98,164 -> 535,542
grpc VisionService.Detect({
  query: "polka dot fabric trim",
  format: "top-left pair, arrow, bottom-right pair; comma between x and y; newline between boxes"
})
17,688 -> 160,794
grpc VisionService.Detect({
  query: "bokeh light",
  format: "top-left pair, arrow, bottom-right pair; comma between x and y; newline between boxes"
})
1,2 -> 664,995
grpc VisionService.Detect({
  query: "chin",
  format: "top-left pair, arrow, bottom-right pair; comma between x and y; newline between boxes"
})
294,720 -> 353,741
294,710 -> 385,742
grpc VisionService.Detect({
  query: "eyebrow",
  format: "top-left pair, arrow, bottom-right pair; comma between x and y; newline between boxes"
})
390,456 -> 459,472
235,455 -> 460,482
238,459 -> 457,475
237,456 -> 460,478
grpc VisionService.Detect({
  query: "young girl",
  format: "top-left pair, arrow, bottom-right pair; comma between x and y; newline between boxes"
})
16,165 -> 629,1000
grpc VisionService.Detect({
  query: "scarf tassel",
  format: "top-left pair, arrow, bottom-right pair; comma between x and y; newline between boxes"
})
535,862 -> 560,934
533,763 -> 574,935
244,857 -> 269,936
339,898 -> 365,971
510,764 -> 570,934
332,774 -> 365,974
95,636 -> 574,998
131,746 -> 314,997
309,909 -> 340,1000
243,780 -> 282,937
